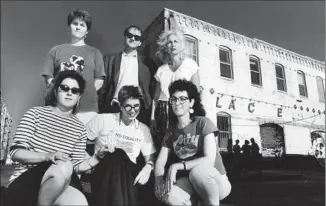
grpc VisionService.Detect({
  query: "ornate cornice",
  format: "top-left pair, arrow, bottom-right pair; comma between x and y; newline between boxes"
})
164,8 -> 325,72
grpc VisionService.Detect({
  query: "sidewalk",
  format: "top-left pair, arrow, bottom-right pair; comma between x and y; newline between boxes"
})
2,164 -> 324,188
1,164 -> 324,206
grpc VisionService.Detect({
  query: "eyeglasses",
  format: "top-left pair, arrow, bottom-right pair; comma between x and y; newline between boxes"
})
123,104 -> 141,112
59,84 -> 81,95
169,96 -> 189,105
125,32 -> 141,41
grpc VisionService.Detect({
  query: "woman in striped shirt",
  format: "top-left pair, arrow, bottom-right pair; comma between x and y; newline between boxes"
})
3,70 -> 105,206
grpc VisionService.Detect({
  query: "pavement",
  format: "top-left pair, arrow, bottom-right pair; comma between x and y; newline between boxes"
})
1,164 -> 325,206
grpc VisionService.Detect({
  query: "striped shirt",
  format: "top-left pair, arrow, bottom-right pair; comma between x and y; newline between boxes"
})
9,106 -> 87,183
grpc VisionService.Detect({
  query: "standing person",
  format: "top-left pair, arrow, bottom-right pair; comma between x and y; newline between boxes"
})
232,140 -> 241,177
42,8 -> 106,125
233,140 -> 241,157
151,28 -> 200,148
250,138 -> 261,173
87,85 -> 156,206
98,25 -> 152,126
2,70 -> 109,206
241,140 -> 251,173
154,80 -> 231,206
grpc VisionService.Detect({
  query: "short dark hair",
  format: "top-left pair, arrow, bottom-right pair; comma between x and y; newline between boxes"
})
123,25 -> 143,42
67,9 -> 92,31
118,86 -> 144,106
47,70 -> 86,114
168,79 -> 206,126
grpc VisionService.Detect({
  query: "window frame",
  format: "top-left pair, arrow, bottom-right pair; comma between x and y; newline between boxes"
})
219,46 -> 234,79
297,70 -> 308,97
216,112 -> 232,152
316,76 -> 325,102
275,63 -> 287,92
249,55 -> 263,86
184,34 -> 199,65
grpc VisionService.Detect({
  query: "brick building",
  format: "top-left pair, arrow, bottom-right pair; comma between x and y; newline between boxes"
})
141,8 -> 325,158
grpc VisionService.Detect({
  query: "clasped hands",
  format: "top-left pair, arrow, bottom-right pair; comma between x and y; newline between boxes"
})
154,163 -> 180,201
96,137 -> 117,159
45,151 -> 71,164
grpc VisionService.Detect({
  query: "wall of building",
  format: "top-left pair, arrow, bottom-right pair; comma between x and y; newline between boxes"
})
143,8 -> 325,156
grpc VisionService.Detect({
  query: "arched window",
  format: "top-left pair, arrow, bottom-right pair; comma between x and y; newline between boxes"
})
216,112 -> 232,152
297,70 -> 308,97
219,46 -> 233,79
275,64 -> 287,92
184,34 -> 198,64
249,55 -> 262,86
316,76 -> 325,102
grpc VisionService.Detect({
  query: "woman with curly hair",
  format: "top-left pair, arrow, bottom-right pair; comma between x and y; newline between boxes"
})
150,28 -> 200,147
154,80 -> 231,206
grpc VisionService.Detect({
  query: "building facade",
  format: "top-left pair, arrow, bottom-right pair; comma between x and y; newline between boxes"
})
142,8 -> 325,159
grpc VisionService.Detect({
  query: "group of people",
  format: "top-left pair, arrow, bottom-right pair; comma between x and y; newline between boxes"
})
3,9 -> 231,206
232,138 -> 261,174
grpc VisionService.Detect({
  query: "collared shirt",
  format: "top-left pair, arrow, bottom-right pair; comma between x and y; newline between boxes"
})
113,50 -> 139,100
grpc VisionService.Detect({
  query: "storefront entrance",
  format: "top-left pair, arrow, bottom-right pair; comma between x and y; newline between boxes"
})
260,123 -> 285,157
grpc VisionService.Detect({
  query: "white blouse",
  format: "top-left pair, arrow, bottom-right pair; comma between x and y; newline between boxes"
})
154,58 -> 199,101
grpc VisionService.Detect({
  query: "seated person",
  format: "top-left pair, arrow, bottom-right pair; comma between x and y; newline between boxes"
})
154,80 -> 231,206
87,85 -> 156,206
3,70 -> 94,206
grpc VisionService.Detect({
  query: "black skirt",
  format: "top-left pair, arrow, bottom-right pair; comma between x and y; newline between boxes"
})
90,149 -> 142,206
2,162 -> 83,206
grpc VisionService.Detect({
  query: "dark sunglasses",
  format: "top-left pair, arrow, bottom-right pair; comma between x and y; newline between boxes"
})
123,104 -> 141,112
59,84 -> 81,95
125,32 -> 141,41
169,96 -> 189,105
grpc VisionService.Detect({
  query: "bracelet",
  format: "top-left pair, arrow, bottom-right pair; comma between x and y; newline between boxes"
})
146,161 -> 154,170
182,161 -> 186,171
95,151 -> 105,159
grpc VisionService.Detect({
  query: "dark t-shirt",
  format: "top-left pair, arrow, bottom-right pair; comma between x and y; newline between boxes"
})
162,116 -> 226,175
42,44 -> 106,112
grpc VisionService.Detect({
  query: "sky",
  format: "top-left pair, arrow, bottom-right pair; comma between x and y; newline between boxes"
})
1,1 -> 325,132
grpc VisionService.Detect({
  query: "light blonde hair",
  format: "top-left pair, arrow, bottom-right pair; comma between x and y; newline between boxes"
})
155,28 -> 186,64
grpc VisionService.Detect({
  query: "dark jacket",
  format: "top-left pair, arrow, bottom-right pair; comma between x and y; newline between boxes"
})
98,52 -> 153,113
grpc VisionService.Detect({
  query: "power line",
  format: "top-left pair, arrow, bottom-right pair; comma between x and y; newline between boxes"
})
230,112 -> 324,127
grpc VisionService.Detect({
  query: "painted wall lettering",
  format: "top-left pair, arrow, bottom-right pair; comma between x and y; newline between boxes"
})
277,108 -> 283,117
228,99 -> 236,110
248,102 -> 255,113
216,96 -> 222,108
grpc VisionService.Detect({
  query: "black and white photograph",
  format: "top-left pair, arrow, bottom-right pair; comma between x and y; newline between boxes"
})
1,1 -> 325,206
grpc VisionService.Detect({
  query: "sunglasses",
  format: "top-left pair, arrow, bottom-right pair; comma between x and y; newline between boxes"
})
169,96 -> 189,105
125,32 -> 141,41
123,104 -> 141,112
59,84 -> 81,95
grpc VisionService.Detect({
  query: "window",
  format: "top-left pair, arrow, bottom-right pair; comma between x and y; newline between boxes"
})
297,71 -> 308,97
216,112 -> 232,152
184,35 -> 198,64
249,55 -> 262,86
219,46 -> 233,79
316,76 -> 325,102
275,64 -> 287,92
